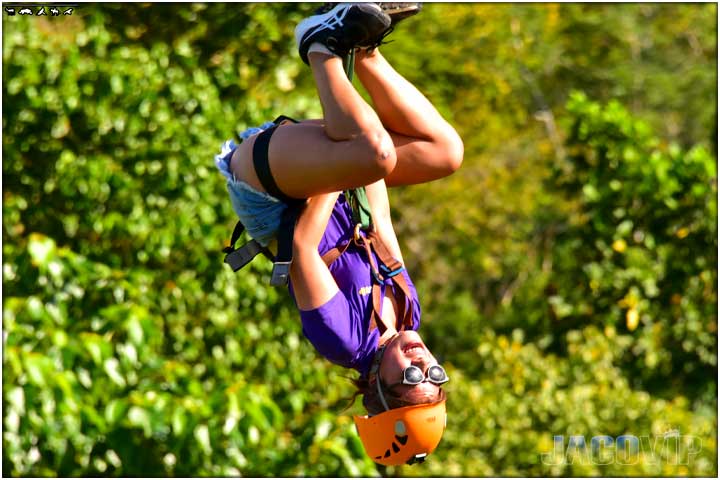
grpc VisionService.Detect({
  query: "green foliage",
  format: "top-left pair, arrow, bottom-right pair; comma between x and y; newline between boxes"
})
3,3 -> 317,272
544,92 -> 717,394
2,3 -> 717,477
3,234 -> 378,476
3,4 -> 375,477
422,327 -> 716,477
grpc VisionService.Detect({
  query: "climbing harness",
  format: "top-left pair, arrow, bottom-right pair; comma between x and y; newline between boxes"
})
222,113 -> 305,286
223,49 -> 373,286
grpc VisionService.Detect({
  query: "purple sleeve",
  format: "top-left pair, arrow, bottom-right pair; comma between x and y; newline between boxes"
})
300,290 -> 364,369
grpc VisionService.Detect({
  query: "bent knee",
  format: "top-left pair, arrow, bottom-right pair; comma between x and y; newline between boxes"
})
357,129 -> 397,178
438,128 -> 464,176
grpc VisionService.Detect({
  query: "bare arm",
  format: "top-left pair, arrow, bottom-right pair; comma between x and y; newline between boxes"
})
290,192 -> 341,310
365,179 -> 404,264
290,181 -> 403,310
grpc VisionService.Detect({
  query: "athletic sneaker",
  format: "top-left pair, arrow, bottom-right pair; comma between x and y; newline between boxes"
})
378,2 -> 422,26
316,3 -> 421,26
295,3 -> 391,64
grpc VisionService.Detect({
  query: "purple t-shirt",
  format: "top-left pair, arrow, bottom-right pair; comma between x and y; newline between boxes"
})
289,194 -> 421,377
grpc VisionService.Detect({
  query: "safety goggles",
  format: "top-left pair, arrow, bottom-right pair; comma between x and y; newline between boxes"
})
378,364 -> 449,411
398,364 -> 449,386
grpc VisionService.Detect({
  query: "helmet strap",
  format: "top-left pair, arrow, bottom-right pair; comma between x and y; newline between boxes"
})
376,374 -> 391,411
369,333 -> 400,413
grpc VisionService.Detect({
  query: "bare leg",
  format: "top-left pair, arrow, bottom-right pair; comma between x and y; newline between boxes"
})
230,52 -> 397,198
354,49 -> 464,187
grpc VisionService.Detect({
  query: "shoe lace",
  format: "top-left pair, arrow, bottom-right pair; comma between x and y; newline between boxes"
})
364,25 -> 395,52
314,4 -> 352,32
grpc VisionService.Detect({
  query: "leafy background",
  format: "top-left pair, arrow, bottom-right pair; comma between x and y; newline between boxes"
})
2,3 -> 717,477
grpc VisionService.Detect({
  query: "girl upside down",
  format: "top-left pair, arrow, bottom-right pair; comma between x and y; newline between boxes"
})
214,3 -> 463,465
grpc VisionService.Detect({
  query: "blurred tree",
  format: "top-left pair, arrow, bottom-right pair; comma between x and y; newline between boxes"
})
543,92 -> 716,397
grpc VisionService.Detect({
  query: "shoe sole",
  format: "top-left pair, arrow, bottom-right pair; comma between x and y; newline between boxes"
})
382,4 -> 419,15
382,3 -> 421,26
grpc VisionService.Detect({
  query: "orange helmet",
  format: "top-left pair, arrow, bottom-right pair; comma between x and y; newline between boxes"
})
353,334 -> 448,466
353,399 -> 447,466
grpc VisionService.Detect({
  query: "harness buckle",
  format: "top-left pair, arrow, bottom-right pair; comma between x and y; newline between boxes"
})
380,264 -> 405,278
270,261 -> 292,286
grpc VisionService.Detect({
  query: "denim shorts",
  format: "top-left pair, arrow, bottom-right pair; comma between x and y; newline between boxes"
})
214,127 -> 286,247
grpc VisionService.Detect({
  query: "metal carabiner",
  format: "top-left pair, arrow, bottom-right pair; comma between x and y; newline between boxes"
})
353,223 -> 365,246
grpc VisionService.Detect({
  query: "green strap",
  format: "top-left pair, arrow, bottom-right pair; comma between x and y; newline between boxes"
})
342,49 -> 373,230
346,187 -> 373,229
343,48 -> 355,80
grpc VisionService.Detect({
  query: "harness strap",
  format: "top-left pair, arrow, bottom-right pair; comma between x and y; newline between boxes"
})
345,187 -> 373,230
223,221 -> 274,271
320,237 -> 354,267
322,228 -> 413,335
364,231 -> 413,335
253,126 -> 302,205
224,238 -> 265,271
271,201 -> 305,286
248,116 -> 306,286
224,220 -> 246,253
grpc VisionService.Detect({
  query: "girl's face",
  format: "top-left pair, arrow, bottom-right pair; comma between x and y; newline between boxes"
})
378,330 -> 442,403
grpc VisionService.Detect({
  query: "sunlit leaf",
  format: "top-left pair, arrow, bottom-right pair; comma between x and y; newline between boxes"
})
27,234 -> 56,267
